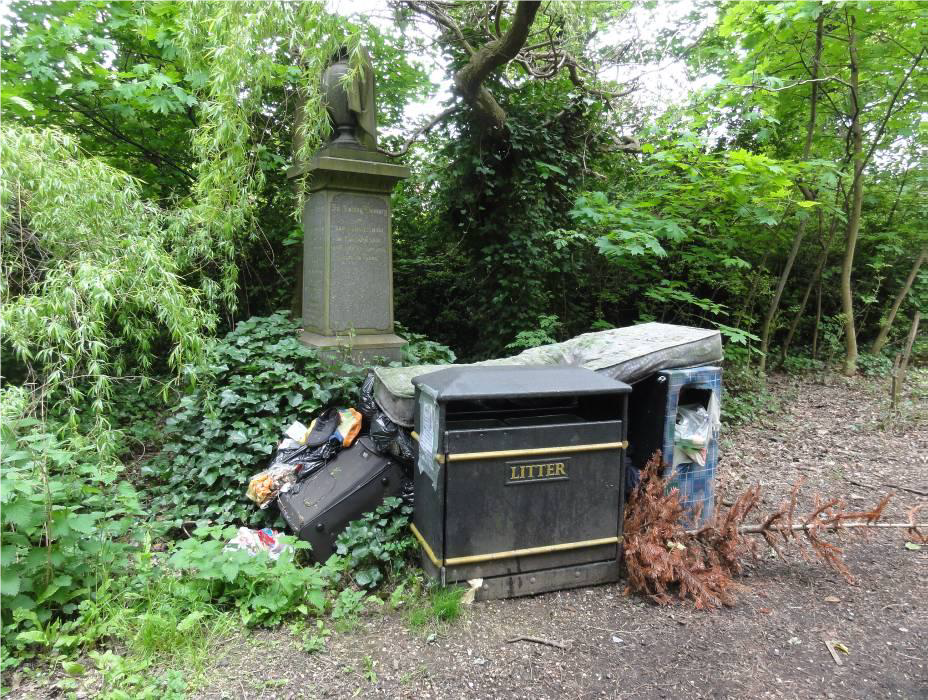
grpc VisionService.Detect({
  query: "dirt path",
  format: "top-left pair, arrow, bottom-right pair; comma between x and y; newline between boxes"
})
194,373 -> 927,700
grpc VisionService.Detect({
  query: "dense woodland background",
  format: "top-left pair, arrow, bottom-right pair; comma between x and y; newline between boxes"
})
0,0 -> 924,687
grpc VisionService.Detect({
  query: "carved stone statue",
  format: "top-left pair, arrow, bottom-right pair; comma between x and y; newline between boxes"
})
288,44 -> 409,364
321,47 -> 377,151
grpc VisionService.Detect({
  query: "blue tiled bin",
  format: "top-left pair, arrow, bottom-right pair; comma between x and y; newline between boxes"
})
657,366 -> 722,528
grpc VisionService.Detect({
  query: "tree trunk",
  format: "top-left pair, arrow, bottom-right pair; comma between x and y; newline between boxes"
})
812,273 -> 823,360
840,14 -> 864,376
759,221 -> 806,374
778,238 -> 829,365
892,311 -> 921,408
452,1 -> 541,131
839,28 -> 923,374
757,14 -> 823,375
870,248 -> 926,355
779,207 -> 841,365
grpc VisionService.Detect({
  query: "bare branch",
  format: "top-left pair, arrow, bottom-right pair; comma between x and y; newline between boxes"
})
859,47 -> 925,174
737,75 -> 852,92
405,1 -> 475,55
378,104 -> 461,158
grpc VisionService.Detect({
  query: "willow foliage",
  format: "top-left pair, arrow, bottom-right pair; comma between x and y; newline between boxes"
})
0,125 -> 212,422
171,1 -> 355,307
0,2 -> 372,423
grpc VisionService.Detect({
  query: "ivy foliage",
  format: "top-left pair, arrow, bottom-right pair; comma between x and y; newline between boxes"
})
394,77 -> 611,359
146,312 -> 365,526
334,497 -> 415,590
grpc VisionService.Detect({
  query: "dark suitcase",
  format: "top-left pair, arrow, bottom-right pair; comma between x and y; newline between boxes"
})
277,436 -> 404,562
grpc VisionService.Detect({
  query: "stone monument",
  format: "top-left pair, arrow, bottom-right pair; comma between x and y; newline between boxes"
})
288,47 -> 409,363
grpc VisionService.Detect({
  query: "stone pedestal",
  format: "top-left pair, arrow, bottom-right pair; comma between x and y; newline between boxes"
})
288,145 -> 409,364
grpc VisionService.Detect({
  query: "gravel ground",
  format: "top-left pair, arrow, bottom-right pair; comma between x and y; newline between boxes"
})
8,372 -> 927,699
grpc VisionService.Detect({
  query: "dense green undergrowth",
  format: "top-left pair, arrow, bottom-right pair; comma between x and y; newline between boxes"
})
1,493 -> 427,696
0,312 -> 454,693
145,311 -> 366,526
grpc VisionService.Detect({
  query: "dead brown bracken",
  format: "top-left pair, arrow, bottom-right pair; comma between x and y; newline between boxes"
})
622,451 -> 899,610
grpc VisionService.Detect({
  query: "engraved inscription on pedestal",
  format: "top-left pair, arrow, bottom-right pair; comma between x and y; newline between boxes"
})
302,193 -> 328,333
328,192 -> 392,332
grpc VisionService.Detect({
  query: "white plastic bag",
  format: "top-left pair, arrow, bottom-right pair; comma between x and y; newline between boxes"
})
224,527 -> 292,560
675,404 -> 711,449
673,404 -> 712,467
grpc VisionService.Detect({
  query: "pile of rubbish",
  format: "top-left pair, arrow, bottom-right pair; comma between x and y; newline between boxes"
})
245,406 -> 363,510
238,373 -> 416,559
672,402 -> 717,469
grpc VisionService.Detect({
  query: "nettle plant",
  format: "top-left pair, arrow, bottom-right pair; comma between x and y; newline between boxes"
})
0,412 -> 145,667
167,526 -> 332,627
146,312 -> 365,525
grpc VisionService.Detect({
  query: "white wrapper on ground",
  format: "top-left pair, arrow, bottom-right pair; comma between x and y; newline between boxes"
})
223,527 -> 292,560
374,322 -> 723,427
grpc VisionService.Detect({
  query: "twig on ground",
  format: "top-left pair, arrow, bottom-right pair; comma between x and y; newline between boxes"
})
823,639 -> 843,666
506,635 -> 568,650
713,521 -> 922,535
845,478 -> 928,497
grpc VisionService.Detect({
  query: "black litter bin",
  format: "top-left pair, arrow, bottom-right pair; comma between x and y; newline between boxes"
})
410,365 -> 630,600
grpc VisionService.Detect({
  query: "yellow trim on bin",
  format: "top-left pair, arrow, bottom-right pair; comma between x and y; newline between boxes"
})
411,431 -> 419,442
410,523 -> 441,568
444,536 -> 621,566
410,523 -> 621,568
441,441 -> 627,463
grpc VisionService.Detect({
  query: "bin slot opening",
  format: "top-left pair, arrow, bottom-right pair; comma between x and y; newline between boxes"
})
444,394 -> 623,426
446,418 -> 506,430
503,414 -> 583,427
678,387 -> 712,410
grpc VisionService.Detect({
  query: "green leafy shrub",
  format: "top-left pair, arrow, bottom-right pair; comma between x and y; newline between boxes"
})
856,352 -> 893,377
0,415 -> 144,668
505,314 -> 563,352
89,650 -> 188,700
146,312 -> 364,525
781,354 -> 827,375
66,552 -> 235,680
167,526 -> 332,626
721,362 -> 777,426
334,497 -> 415,589
396,324 -> 456,365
